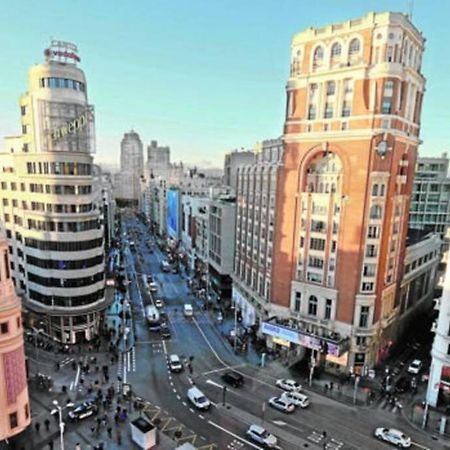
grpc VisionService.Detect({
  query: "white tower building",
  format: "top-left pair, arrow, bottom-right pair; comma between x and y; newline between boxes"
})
0,41 -> 106,343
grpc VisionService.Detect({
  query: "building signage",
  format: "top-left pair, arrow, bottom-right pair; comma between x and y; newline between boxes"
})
261,321 -> 344,357
51,109 -> 93,141
44,40 -> 80,63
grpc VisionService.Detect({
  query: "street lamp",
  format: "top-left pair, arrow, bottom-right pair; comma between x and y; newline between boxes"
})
51,400 -> 74,450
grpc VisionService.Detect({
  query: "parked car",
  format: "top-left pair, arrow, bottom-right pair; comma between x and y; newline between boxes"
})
68,400 -> 98,421
275,378 -> 302,392
155,299 -> 164,308
148,282 -> 158,292
221,371 -> 244,388
281,391 -> 310,408
268,396 -> 295,413
407,359 -> 422,375
169,354 -> 183,373
187,387 -> 210,410
374,427 -> 411,448
147,274 -> 154,283
246,424 -> 277,448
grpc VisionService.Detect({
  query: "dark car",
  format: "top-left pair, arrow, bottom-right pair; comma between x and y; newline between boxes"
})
221,371 -> 244,387
395,377 -> 410,394
161,325 -> 171,339
68,399 -> 98,421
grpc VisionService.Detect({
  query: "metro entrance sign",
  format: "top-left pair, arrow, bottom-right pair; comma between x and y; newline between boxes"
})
261,321 -> 345,357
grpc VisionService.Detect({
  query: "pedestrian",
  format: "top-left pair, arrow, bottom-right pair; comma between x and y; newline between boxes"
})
322,430 -> 327,438
44,418 -> 50,431
116,430 -> 122,445
114,413 -> 119,425
75,443 -> 81,450
48,441 -> 54,450
329,381 -> 334,391
107,427 -> 112,438
35,422 -> 40,433
91,425 -> 96,435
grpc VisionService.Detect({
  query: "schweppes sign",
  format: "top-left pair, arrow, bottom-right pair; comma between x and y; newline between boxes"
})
51,109 -> 93,141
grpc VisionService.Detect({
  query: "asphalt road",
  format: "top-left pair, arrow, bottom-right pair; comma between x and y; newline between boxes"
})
121,213 -> 445,450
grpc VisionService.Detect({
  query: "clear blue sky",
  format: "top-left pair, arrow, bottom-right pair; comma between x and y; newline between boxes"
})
0,0 -> 448,168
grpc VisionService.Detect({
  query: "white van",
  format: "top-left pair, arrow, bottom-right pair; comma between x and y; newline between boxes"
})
187,386 -> 210,410
184,304 -> 193,317
281,391 -> 310,408
169,354 -> 183,373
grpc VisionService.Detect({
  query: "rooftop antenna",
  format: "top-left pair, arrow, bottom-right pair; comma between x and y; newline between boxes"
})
408,0 -> 414,19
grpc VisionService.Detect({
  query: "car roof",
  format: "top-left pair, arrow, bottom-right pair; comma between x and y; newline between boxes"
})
249,424 -> 265,433
188,386 -> 204,396
170,354 -> 180,360
387,428 -> 406,436
411,359 -> 421,364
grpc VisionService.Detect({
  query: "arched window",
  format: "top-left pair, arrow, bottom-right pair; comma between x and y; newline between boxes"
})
370,204 -> 382,219
331,43 -> 342,57
380,184 -> 385,196
308,295 -> 318,316
349,38 -> 361,56
313,46 -> 324,68
372,184 -> 379,196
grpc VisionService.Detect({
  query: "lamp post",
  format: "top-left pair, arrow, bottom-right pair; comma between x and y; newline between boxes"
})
51,400 -> 74,450
353,375 -> 360,405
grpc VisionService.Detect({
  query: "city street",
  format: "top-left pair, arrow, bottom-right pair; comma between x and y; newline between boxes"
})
121,213 -> 448,450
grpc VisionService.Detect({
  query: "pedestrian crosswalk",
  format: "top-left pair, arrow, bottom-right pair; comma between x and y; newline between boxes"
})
116,347 -> 137,393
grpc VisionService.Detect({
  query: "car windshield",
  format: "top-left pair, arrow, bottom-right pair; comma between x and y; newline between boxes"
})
261,430 -> 270,438
198,396 -> 207,403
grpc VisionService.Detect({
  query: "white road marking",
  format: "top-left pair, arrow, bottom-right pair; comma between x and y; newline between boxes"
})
208,420 -> 263,450
198,414 -> 204,420
172,388 -> 177,393
206,379 -> 225,389
182,401 -> 187,406
189,408 -> 195,413
411,443 -> 432,450
176,395 -> 181,400
162,339 -> 167,355
202,364 -> 246,376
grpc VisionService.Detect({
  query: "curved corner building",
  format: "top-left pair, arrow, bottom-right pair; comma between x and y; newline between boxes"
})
0,41 -> 106,343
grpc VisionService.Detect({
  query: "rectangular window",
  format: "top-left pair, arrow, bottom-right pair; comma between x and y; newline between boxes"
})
308,104 -> 316,120
294,292 -> 301,312
359,306 -> 370,327
363,264 -> 376,277
326,81 -> 336,96
342,100 -> 352,117
308,256 -> 324,269
9,412 -> 18,429
366,244 -> 377,257
324,102 -> 334,118
324,299 -> 332,320
367,226 -> 380,239
310,238 -> 326,251
361,282 -> 374,292
1,322 -> 9,334
382,80 -> 394,114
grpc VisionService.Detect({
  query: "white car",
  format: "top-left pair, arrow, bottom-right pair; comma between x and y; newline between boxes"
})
148,282 -> 158,292
281,391 -> 310,408
268,396 -> 296,413
155,299 -> 164,308
374,427 -> 411,448
169,354 -> 183,373
187,387 -> 210,410
407,359 -> 422,375
275,378 -> 302,392
246,424 -> 277,448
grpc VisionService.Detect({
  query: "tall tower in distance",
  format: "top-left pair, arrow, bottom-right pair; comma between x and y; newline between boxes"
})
0,41 -> 106,343
271,12 -> 426,371
119,130 -> 144,203
0,235 -> 30,442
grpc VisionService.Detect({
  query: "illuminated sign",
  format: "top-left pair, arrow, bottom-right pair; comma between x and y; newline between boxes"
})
261,321 -> 346,357
50,109 -> 93,141
44,40 -> 80,63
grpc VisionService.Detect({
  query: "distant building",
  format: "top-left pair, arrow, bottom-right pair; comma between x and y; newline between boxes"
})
224,150 -> 255,191
410,154 -> 450,249
208,195 -> 236,303
0,235 -> 30,442
146,140 -> 171,180
118,130 -> 144,202
232,138 -> 283,325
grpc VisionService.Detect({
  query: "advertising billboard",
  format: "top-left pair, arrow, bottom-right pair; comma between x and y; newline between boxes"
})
167,188 -> 179,239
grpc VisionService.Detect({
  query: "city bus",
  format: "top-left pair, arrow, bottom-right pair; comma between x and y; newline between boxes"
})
145,305 -> 161,331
